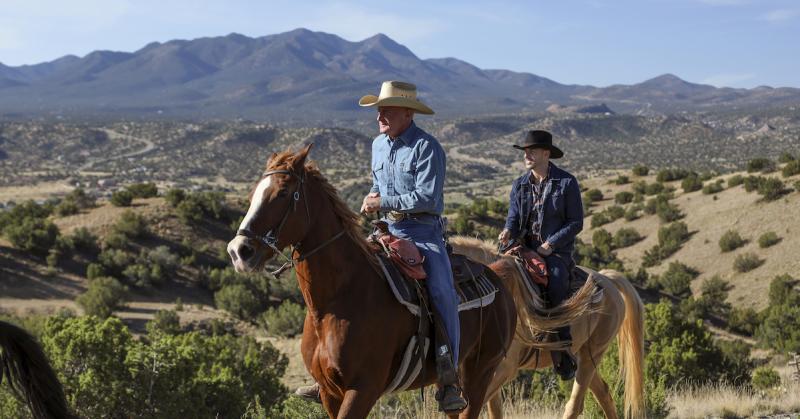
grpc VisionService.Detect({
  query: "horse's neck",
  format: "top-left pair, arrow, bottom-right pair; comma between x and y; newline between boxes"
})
293,206 -> 375,316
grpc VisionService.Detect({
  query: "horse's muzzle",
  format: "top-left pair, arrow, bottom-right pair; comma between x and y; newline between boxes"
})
227,236 -> 270,273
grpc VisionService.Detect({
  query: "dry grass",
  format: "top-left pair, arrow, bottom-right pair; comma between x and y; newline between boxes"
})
667,379 -> 800,418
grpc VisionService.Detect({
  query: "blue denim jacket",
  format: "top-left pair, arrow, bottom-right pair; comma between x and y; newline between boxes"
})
371,122 -> 446,215
504,162 -> 584,258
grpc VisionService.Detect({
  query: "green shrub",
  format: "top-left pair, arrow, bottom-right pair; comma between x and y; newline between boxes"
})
612,227 -> 642,248
656,201 -> 683,223
758,231 -> 781,248
110,190 -> 133,207
727,174 -> 744,188
126,182 -> 158,198
767,274 -> 799,306
86,263 -> 105,280
54,199 -> 79,216
742,175 -> 764,192
751,366 -> 781,391
76,277 -> 128,318
681,174 -> 702,193
215,284 -> 262,320
165,188 -> 187,207
718,230 -> 746,252
112,210 -> 148,238
747,157 -> 775,173
644,182 -> 665,196
606,205 -> 625,220
260,301 -> 306,337
733,252 -> 763,273
613,175 -> 630,185
698,275 -> 732,317
757,177 -> 786,201
658,262 -> 698,297
642,222 -> 690,267
591,212 -> 611,228
782,160 -> 800,178
584,189 -> 603,202
778,151 -> 796,164
615,191 -> 634,204
97,248 -> 135,277
624,205 -> 640,221
632,165 -> 649,176
70,227 -> 99,254
3,216 -> 60,255
146,309 -> 181,335
795,179 -> 800,192
727,307 -> 759,335
592,229 -> 613,253
702,180 -> 724,195
656,168 -> 692,182
758,304 -> 800,353
632,181 -> 647,195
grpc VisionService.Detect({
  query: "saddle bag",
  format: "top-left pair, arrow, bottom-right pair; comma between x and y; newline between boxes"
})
506,245 -> 549,286
370,221 -> 427,281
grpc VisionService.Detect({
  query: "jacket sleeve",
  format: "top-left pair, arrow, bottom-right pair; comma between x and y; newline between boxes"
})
504,179 -> 521,238
379,140 -> 442,213
545,177 -> 584,249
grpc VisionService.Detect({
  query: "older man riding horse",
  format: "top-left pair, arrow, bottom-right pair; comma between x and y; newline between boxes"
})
226,145 -> 518,419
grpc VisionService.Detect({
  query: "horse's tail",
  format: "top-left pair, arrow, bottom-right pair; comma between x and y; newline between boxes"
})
0,320 -> 75,419
600,269 -> 645,419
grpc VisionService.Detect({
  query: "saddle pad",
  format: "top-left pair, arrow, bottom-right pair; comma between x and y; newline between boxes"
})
514,261 -> 604,312
377,254 -> 498,317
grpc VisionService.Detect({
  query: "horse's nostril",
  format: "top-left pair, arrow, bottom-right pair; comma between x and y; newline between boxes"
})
239,244 -> 254,261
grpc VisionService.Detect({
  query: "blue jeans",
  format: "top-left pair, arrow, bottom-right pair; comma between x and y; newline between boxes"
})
545,254 -> 572,341
389,216 -> 461,365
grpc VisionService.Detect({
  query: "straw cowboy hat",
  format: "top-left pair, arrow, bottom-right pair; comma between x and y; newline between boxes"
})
358,81 -> 434,115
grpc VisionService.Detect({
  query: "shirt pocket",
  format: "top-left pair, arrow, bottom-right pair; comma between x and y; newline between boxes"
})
550,188 -> 565,214
396,157 -> 416,191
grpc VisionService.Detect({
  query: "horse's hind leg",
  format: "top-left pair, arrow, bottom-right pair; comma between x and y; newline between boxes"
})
487,392 -> 504,419
589,373 -> 618,419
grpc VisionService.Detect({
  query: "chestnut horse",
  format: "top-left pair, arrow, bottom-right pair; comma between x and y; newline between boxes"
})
449,237 -> 645,419
227,145 -> 517,419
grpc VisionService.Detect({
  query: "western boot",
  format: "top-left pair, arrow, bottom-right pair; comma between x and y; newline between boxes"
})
434,344 -> 468,413
293,382 -> 321,404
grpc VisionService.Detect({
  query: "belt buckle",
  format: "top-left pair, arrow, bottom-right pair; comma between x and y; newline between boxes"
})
388,211 -> 406,221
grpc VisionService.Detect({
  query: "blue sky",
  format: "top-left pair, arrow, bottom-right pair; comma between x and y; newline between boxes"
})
1,0 -> 798,88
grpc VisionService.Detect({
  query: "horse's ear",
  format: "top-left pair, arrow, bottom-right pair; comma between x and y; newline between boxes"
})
266,152 -> 278,166
293,143 -> 313,171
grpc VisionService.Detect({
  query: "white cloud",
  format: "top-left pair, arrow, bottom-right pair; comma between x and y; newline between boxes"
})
701,73 -> 756,87
760,8 -> 800,22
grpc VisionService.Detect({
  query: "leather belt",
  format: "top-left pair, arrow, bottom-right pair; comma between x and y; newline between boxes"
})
387,211 -> 439,222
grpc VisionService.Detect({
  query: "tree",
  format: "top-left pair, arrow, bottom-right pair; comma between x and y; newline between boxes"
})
3,216 -> 60,255
76,277 -> 128,318
110,190 -> 133,207
260,301 -> 306,337
215,284 -> 262,320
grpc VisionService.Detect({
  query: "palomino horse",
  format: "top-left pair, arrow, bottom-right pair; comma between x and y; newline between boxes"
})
226,145 -> 517,419
0,320 -> 76,419
449,237 -> 645,419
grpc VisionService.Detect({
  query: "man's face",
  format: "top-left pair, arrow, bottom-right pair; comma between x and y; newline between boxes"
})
377,106 -> 413,138
524,147 -> 550,171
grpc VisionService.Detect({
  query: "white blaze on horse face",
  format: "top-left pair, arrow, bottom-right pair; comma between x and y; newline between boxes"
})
240,175 -> 272,232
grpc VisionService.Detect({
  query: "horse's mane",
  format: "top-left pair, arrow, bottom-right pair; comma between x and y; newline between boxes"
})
266,151 -> 378,269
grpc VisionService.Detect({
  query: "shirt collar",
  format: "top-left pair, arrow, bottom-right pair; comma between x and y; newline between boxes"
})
385,121 -> 417,145
528,162 -> 552,185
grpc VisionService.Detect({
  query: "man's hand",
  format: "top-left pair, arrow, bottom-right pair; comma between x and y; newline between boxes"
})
497,229 -> 511,244
536,241 -> 553,257
360,192 -> 381,214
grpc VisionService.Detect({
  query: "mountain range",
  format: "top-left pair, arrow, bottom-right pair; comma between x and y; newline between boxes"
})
2,28 -> 799,121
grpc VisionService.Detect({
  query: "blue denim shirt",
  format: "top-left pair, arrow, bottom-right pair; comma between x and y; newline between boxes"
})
504,162 -> 584,258
370,121 -> 446,215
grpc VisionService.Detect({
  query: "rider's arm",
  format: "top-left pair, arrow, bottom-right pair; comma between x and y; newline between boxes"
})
503,179 -> 521,239
545,178 -> 584,249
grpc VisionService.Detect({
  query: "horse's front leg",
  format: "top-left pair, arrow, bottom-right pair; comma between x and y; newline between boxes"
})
320,388 -> 343,418
335,387 -> 382,419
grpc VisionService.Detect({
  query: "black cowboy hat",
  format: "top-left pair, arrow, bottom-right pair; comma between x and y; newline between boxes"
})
512,130 -> 564,159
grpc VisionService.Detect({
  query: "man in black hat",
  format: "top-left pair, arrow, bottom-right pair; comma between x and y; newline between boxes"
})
498,129 -> 584,380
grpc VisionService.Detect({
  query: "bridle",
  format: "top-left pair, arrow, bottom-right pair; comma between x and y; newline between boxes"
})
236,168 -> 344,276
